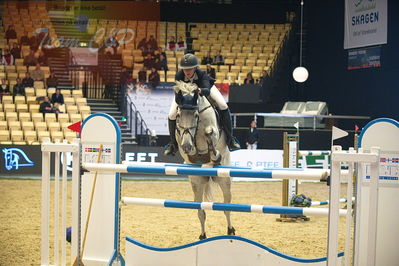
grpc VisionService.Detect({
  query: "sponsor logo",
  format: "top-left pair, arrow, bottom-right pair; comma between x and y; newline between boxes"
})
2,148 -> 35,170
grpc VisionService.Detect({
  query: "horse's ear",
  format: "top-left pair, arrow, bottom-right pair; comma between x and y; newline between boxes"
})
192,90 -> 198,105
175,90 -> 183,104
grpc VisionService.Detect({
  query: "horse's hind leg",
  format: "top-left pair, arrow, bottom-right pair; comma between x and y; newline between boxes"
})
190,176 -> 208,240
216,177 -> 236,235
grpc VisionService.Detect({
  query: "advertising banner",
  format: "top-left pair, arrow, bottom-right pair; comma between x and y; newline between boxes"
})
348,46 -> 381,70
344,0 -> 387,49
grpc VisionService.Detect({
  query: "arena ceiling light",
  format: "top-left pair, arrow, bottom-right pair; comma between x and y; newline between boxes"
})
293,0 -> 309,83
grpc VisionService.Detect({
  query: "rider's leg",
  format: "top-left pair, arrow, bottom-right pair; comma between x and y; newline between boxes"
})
209,85 -> 240,150
164,101 -> 178,156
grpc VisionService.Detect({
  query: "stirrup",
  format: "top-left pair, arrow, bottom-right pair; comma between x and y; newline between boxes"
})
164,142 -> 178,156
228,137 -> 241,151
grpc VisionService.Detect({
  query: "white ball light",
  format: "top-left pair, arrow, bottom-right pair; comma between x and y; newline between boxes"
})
292,66 -> 309,83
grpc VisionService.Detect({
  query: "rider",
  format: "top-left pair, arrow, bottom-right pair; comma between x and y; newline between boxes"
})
164,53 -> 241,156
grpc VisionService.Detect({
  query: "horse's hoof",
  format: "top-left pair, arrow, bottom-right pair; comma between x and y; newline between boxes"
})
227,227 -> 236,235
212,153 -> 222,164
199,233 -> 207,240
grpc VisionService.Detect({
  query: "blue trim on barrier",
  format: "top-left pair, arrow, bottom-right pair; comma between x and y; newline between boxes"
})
358,118 -> 399,148
263,206 -> 303,215
212,202 -> 252,212
125,235 -> 344,263
319,200 -> 329,205
127,165 -> 166,174
159,162 -> 304,171
230,169 -> 273,178
176,167 -> 217,176
164,200 -> 202,210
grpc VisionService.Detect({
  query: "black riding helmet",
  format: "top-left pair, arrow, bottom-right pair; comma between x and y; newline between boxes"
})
179,53 -> 199,69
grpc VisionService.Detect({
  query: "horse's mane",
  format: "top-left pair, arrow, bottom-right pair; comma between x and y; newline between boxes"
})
173,81 -> 198,96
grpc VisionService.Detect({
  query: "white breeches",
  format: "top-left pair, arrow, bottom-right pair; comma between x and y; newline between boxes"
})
168,85 -> 228,120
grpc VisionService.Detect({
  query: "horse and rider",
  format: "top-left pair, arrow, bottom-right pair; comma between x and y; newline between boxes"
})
164,53 -> 241,156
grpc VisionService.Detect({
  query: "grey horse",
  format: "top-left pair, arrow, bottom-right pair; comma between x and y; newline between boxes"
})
172,81 -> 235,240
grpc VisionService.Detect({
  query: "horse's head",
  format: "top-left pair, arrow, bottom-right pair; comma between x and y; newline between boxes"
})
3,148 -> 19,170
174,81 -> 200,155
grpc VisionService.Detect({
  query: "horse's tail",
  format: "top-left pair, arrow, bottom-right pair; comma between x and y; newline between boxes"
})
203,178 -> 216,202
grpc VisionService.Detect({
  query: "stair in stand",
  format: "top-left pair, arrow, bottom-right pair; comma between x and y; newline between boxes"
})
87,98 -> 136,144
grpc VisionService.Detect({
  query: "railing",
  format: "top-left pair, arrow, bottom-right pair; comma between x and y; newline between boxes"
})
125,93 -> 152,145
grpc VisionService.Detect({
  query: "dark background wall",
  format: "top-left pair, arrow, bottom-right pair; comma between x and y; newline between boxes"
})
161,0 -> 399,120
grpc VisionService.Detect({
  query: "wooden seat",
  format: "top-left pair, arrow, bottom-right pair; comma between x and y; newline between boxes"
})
0,130 -> 10,141
78,105 -> 91,116
16,104 -> 29,113
45,113 -> 57,123
24,130 -> 37,143
14,96 -> 26,104
69,114 -> 82,123
25,88 -> 35,97
57,113 -> 70,124
21,121 -> 34,131
11,130 -> 24,142
47,122 -> 61,132
66,105 -> 78,114
8,121 -> 21,131
75,98 -> 87,106
0,121 -> 7,130
64,97 -> 75,106
3,103 -> 16,113
2,96 -> 13,104
37,131 -> 50,142
64,131 -> 77,143
5,112 -> 18,122
51,131 -> 64,142
35,121 -> 48,132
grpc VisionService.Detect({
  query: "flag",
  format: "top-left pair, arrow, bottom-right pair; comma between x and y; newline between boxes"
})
354,124 -> 359,132
293,122 -> 299,129
67,121 -> 81,133
332,126 -> 348,141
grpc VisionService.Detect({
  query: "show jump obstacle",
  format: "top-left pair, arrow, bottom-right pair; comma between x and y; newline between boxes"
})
41,114 -> 399,266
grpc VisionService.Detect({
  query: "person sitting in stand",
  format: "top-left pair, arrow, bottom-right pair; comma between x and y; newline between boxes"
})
0,78 -> 10,94
244,72 -> 255,84
2,49 -> 14,65
51,88 -> 64,111
258,70 -> 269,85
148,67 -> 160,88
5,25 -> 17,44
31,63 -> 45,81
176,36 -> 187,52
214,50 -> 225,65
37,49 -> 47,65
147,35 -> 158,50
137,37 -> 147,51
201,52 -> 213,65
24,49 -> 37,66
143,53 -> 155,70
138,67 -> 147,83
164,53 -> 240,156
46,72 -> 58,88
206,64 -> 216,79
22,72 -> 34,88
10,43 -> 21,59
166,36 -> 176,51
142,43 -> 155,57
104,33 -> 119,55
29,34 -> 39,51
20,32 -> 30,46
156,54 -> 168,73
13,78 -> 25,97
40,96 -> 60,114
155,47 -> 166,60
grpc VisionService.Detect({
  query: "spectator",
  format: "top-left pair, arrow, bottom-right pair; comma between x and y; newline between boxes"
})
201,52 -> 213,65
137,37 -> 147,51
0,79 -> 10,94
244,72 -> 255,84
5,25 -> 17,44
37,50 -> 47,65
24,49 -> 37,66
176,36 -> 187,52
214,51 -> 225,65
46,72 -> 58,88
2,49 -> 14,65
40,96 -> 59,114
138,67 -> 147,83
13,78 -> 25,97
142,43 -> 155,57
166,36 -> 176,51
148,67 -> 160,88
22,72 -> 34,88
143,54 -> 155,70
29,34 -> 39,51
258,70 -> 269,85
31,63 -> 45,81
104,33 -> 119,55
156,54 -> 168,72
155,47 -> 167,60
246,120 -> 259,150
20,32 -> 30,46
206,64 -> 216,79
10,43 -> 21,59
51,88 -> 64,107
120,67 -> 131,88
147,35 -> 158,50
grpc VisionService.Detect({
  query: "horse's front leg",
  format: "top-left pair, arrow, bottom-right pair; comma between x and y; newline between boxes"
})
216,177 -> 236,236
189,175 -> 209,240
204,126 -> 221,164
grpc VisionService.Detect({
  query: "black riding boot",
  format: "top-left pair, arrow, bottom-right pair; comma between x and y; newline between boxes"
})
220,109 -> 241,151
164,119 -> 178,156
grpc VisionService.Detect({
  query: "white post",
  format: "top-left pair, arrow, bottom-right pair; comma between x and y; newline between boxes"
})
61,147 -> 68,266
344,148 -> 355,266
41,138 -> 51,266
327,146 -> 342,266
54,150 -> 60,265
71,138 -> 81,264
367,147 -> 380,266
